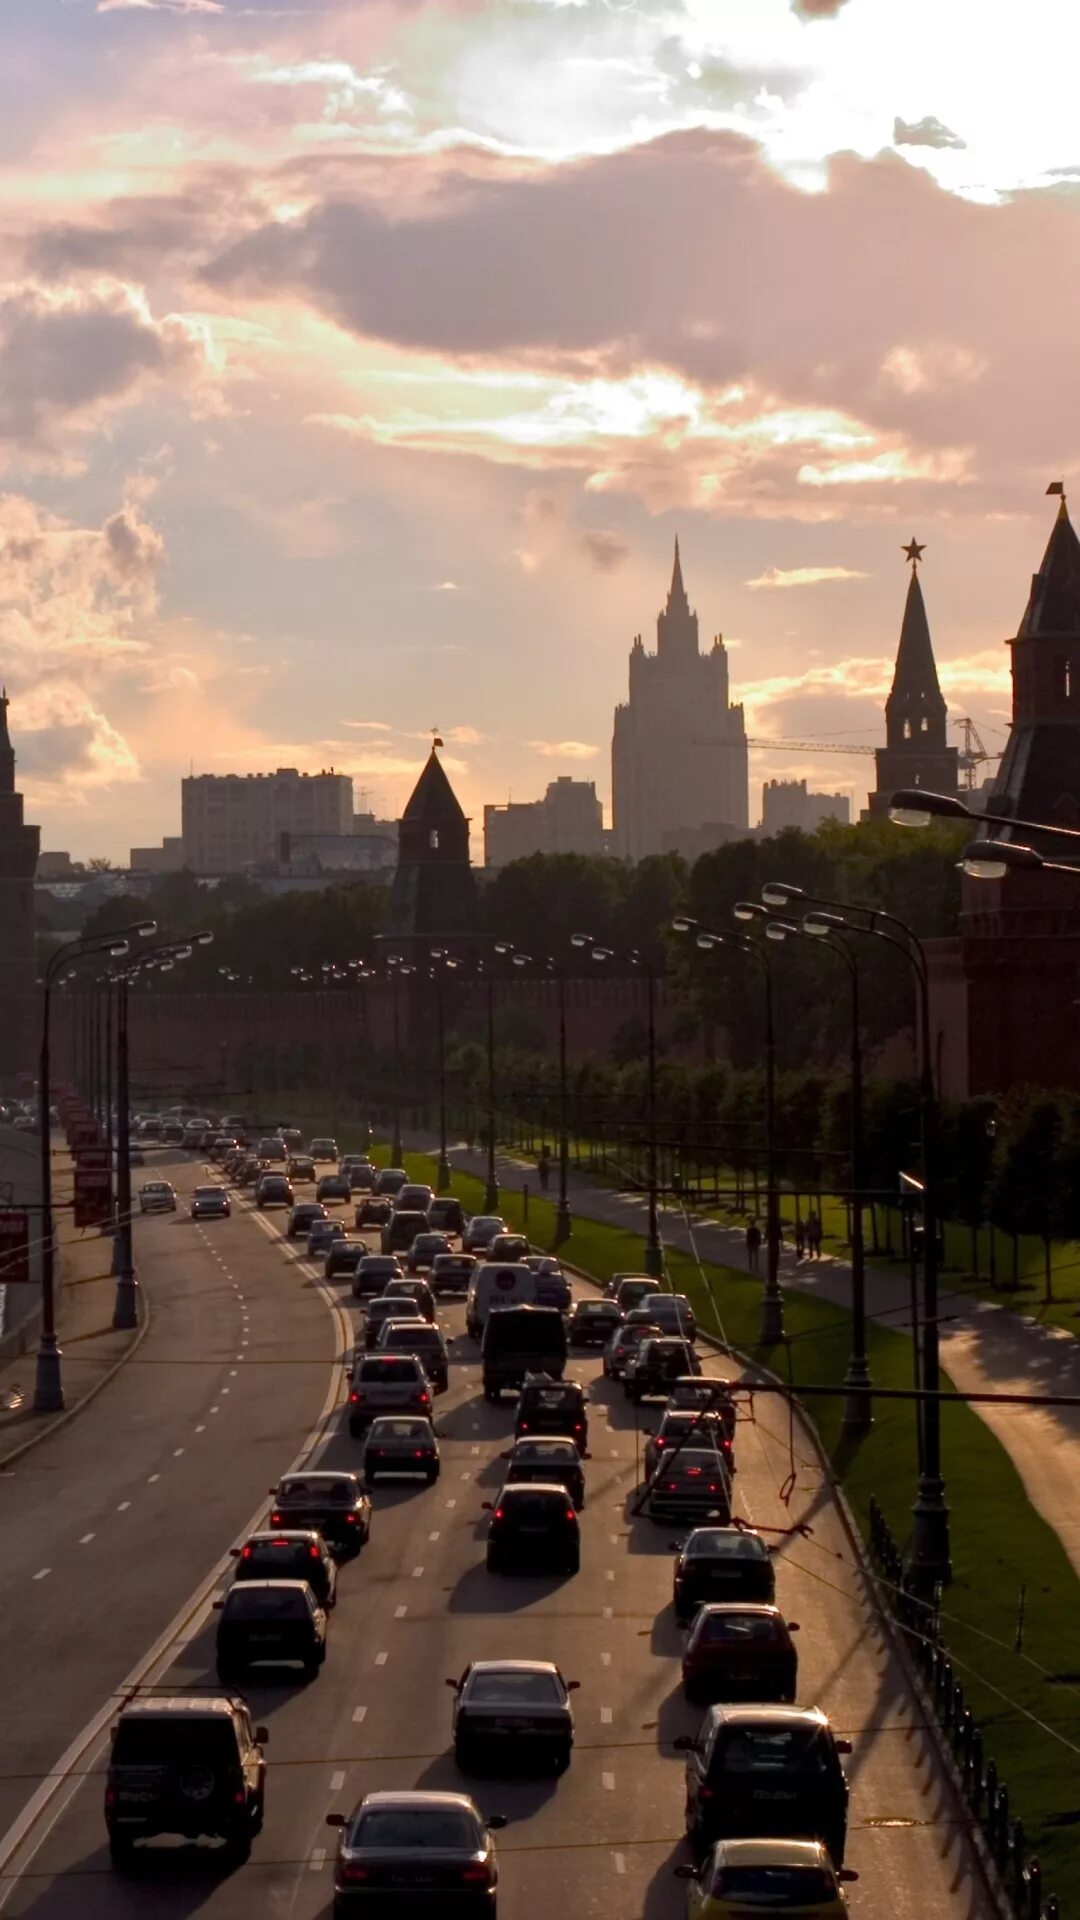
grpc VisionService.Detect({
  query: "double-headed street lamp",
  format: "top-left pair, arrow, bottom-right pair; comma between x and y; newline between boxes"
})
762,879 -> 949,1588
673,916 -> 782,1341
572,935 -> 662,1278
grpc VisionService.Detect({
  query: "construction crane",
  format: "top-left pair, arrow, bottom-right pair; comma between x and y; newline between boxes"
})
745,718 -> 998,791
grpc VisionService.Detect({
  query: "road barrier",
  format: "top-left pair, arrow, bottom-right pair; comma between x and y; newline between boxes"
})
868,1497 -> 1060,1920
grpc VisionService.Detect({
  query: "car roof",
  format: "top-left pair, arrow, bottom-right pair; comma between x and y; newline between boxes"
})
685,1526 -> 767,1552
513,1436 -> 577,1451
358,1790 -> 480,1813
226,1578 -> 313,1595
467,1659 -> 560,1678
500,1481 -> 571,1498
245,1529 -> 322,1545
120,1695 -> 240,1719
714,1839 -> 833,1869
705,1704 -> 830,1731
695,1603 -> 783,1620
280,1471 -> 359,1488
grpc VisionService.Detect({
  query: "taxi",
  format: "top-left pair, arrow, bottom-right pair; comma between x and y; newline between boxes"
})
676,1838 -> 856,1917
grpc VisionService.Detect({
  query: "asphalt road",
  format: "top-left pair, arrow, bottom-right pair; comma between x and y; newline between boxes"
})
0,1161 -> 996,1920
0,1154 -> 342,1844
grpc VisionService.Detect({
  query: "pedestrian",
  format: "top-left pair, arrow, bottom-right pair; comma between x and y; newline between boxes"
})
806,1209 -> 822,1259
794,1213 -> 806,1262
745,1218 -> 762,1274
537,1146 -> 551,1194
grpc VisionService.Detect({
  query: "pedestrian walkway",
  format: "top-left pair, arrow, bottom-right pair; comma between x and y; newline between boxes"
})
442,1140 -> 1080,1587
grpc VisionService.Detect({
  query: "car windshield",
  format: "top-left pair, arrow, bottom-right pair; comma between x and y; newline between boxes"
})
385,1328 -> 440,1349
468,1672 -> 562,1704
370,1419 -> 429,1440
281,1478 -> 356,1504
713,1866 -> 836,1906
193,1187 -> 224,1199
718,1728 -> 832,1775
225,1587 -> 310,1619
243,1542 -> 313,1572
501,1491 -> 563,1520
353,1810 -> 479,1852
113,1720 -> 238,1766
360,1357 -> 420,1382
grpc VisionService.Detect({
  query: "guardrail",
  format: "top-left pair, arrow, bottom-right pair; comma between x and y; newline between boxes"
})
868,1498 -> 1059,1920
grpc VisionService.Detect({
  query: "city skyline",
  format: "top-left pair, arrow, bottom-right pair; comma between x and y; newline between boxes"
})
4,0 -> 1079,858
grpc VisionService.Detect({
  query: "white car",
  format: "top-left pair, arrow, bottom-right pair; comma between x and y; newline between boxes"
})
139,1181 -> 177,1214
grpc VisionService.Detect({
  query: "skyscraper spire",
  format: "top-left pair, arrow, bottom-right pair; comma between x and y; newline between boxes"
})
657,535 -> 697,659
669,535 -> 687,609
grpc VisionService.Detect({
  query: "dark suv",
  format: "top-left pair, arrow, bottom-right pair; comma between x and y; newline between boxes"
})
677,1705 -> 851,1862
484,1483 -> 580,1575
515,1377 -> 588,1453
105,1693 -> 267,1867
214,1580 -> 327,1683
229,1529 -> 337,1608
671,1527 -> 775,1624
625,1336 -> 702,1403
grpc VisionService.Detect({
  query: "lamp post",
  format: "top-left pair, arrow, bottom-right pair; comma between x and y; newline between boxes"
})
385,955 -> 413,1166
673,915 -> 782,1341
35,920 -> 157,1410
429,950 -> 459,1192
493,948 -> 573,1243
763,880 -> 949,1587
479,960 -> 499,1213
572,935 -> 662,1277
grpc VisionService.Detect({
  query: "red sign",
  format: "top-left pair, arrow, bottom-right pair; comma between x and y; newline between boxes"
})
0,1209 -> 31,1283
68,1120 -> 100,1151
73,1168 -> 112,1229
76,1145 -> 110,1172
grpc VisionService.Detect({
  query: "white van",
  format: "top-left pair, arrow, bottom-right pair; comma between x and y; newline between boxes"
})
465,1262 -> 538,1339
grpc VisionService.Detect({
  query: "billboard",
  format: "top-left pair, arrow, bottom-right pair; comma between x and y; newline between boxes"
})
73,1168 -> 112,1229
0,1209 -> 31,1283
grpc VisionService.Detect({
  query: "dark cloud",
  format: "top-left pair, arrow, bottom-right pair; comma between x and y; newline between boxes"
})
894,114 -> 966,151
14,722 -> 97,779
0,283 -> 203,450
581,529 -> 629,571
104,508 -> 163,584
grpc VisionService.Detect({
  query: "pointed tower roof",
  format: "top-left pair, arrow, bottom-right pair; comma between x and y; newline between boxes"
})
668,536 -> 687,610
656,535 -> 698,658
400,744 -> 468,832
1017,496 -> 1080,639
889,568 -> 943,703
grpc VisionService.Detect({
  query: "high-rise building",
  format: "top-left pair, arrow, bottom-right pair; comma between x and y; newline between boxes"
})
612,541 -> 748,861
0,693 -> 40,1083
181,768 -> 353,873
484,777 -> 605,868
760,779 -> 850,835
865,544 -> 959,815
386,740 -> 478,942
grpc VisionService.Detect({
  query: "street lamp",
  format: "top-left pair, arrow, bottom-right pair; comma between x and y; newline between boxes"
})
889,786 -> 1080,845
673,915 -> 782,1341
959,838 -> 1080,880
35,918 -> 157,1410
768,880 -> 949,1586
572,934 -> 662,1278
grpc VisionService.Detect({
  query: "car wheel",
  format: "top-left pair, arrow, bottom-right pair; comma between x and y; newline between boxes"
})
564,1550 -> 580,1576
486,1551 -> 503,1574
108,1831 -> 137,1869
425,1467 -> 439,1484
553,1743 -> 572,1774
224,1829 -> 252,1866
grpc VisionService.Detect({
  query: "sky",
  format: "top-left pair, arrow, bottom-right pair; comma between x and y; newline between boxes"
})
4,0 -> 1080,860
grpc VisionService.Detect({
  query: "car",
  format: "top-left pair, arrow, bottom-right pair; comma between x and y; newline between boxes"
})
644,1409 -> 733,1486
317,1173 -> 352,1206
214,1579 -> 328,1683
257,1136 -> 287,1163
641,1291 -> 697,1340
449,1661 -> 579,1774
603,1321 -> 661,1380
682,1604 -> 799,1706
307,1218 -> 346,1258
484,1482 -> 580,1575
502,1436 -> 586,1509
356,1195 -> 393,1228
486,1232 -> 530,1264
310,1137 -> 339,1162
625,1336 -> 702,1403
670,1377 -> 738,1438
210,1134 -> 240,1163
377,1319 -> 449,1394
427,1195 -> 465,1235
229,1528 -> 337,1608
647,1447 -> 733,1526
482,1304 -> 566,1398
383,1275 -> 436,1320
364,1293 -> 424,1348
608,1274 -> 658,1312
256,1173 -> 294,1209
677,1705 -> 852,1862
363,1414 -> 440,1484
568,1299 -> 623,1346
139,1116 -> 163,1140
672,1527 -> 776,1624
190,1184 -> 230,1219
288,1200 -> 327,1238
269,1471 -> 372,1555
162,1122 -> 186,1147
515,1376 -> 588,1452
223,1150 -> 247,1180
104,1693 -> 267,1867
529,1259 -> 572,1311
407,1229 -> 452,1273
327,1791 -> 506,1918
339,1154 -> 372,1184
236,1155 -> 262,1187
138,1180 -> 176,1214
395,1181 -> 435,1214
347,1352 -> 433,1433
349,1163 -> 378,1192
382,1208 -> 428,1255
325,1240 -> 368,1281
352,1253 -> 403,1299
374,1166 -> 408,1195
279,1127 -> 303,1153
675,1838 -> 856,1919
462,1213 -> 506,1253
288,1154 -> 316,1183
182,1121 -> 208,1149
431,1251 -> 478,1296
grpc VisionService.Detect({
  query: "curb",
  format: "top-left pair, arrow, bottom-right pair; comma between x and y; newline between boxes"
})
0,1273 -> 152,1473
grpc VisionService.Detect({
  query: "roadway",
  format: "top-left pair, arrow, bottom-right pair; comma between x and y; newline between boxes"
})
0,1160 -> 995,1920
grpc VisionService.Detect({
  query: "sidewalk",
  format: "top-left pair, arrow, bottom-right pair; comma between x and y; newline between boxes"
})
0,1151 -> 145,1468
444,1140 -> 1080,1586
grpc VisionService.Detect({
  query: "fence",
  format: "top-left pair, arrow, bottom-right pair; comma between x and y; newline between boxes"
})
868,1498 -> 1059,1920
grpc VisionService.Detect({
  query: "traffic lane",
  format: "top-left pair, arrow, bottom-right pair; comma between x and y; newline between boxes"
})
0,1192 -> 339,1843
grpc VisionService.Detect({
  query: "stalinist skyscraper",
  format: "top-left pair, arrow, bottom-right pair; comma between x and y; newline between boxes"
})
612,541 -> 748,860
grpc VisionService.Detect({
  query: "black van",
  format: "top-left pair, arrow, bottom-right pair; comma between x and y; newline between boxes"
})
677,1704 -> 851,1861
481,1306 -> 567,1401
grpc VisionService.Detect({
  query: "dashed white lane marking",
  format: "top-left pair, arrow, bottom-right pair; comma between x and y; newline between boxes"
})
241,1339 -> 249,1347
428,1530 -> 441,1542
210,1406 -> 220,1415
460,1471 -> 471,1481
235,1352 -> 243,1360
32,1567 -> 50,1581
610,1450 -> 619,1460
79,1533 -> 95,1545
195,1425 -> 206,1434
610,1533 -> 619,1545
309,1848 -> 326,1872
604,1569 -> 615,1581
229,1369 -> 238,1377
394,1604 -> 407,1619
147,1473 -> 160,1484
470,1445 -> 480,1455
330,1770 -> 346,1793
445,1498 -> 457,1509
600,1651 -> 611,1666
613,1852 -> 627,1875
117,1501 -> 131,1513
601,1707 -> 613,1724
173,1447 -> 184,1457
602,1605 -> 613,1620
412,1565 -> 424,1578
374,1651 -> 388,1666
221,1388 -> 230,1396
352,1705 -> 367,1724
602,1772 -> 615,1791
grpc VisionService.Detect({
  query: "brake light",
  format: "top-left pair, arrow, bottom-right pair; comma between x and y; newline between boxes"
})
686,1467 -> 702,1478
234,1791 -> 246,1805
493,1507 -> 505,1521
419,1392 -> 429,1405
240,1544 -> 252,1559
271,1512 -> 282,1525
566,1510 -> 577,1523
345,1513 -> 357,1524
414,1449 -> 426,1457
105,1788 -> 116,1807
349,1391 -> 359,1403
341,1862 -> 369,1883
698,1786 -> 714,1801
460,1865 -> 490,1884
309,1545 -> 320,1559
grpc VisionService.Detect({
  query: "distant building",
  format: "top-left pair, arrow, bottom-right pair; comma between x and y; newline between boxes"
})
130,837 -> 185,874
276,820 -> 397,877
181,768 -> 353,874
484,777 -> 605,868
37,851 -> 78,879
760,779 -> 850,835
612,540 -> 748,861
865,546 -> 959,816
385,741 -> 478,942
0,694 -> 40,1082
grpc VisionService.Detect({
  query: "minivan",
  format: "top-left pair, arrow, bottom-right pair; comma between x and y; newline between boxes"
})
465,1262 -> 538,1339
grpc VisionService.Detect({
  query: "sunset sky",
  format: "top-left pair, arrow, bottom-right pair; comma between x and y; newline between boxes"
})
4,0 -> 1080,859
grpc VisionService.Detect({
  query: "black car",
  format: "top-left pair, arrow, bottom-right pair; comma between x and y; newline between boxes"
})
568,1300 -> 623,1346
377,1319 -> 450,1394
515,1377 -> 588,1453
326,1240 -> 368,1280
503,1436 -> 586,1509
256,1173 -> 294,1210
407,1230 -> 452,1273
431,1252 -> 477,1296
328,1791 -> 505,1918
229,1528 -> 338,1608
352,1253 -> 403,1298
646,1446 -> 732,1526
672,1527 -> 775,1624
317,1173 -> 352,1206
365,1294 -> 423,1349
449,1660 -> 578,1773
214,1579 -> 327,1682
625,1336 -> 702,1403
356,1196 -> 393,1228
677,1705 -> 851,1862
288,1201 -> 327,1238
363,1414 -> 440,1483
269,1471 -> 372,1555
484,1483 -> 580,1575
382,1209 -> 428,1255
682,1604 -> 799,1706
105,1693 -> 267,1867
644,1409 -> 733,1486
427,1196 -> 466,1235
486,1233 -> 529,1264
